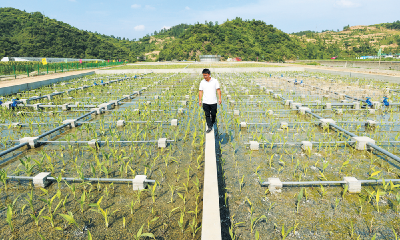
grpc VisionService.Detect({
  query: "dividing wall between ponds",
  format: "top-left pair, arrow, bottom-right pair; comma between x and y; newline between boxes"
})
0,71 -> 95,96
201,128 -> 222,240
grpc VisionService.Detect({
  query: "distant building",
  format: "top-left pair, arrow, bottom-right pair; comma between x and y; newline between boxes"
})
199,55 -> 221,62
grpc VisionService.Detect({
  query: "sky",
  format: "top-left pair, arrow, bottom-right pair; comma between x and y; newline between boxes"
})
2,0 -> 400,40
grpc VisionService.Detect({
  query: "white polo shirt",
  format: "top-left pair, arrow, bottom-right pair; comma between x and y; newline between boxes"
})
199,77 -> 220,104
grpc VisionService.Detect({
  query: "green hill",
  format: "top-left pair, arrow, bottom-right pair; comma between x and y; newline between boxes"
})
159,18 -> 303,61
1,7 -> 399,62
0,8 -> 134,61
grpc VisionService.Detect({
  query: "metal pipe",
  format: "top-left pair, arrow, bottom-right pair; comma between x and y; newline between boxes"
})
6,176 -> 155,183
37,124 -> 69,139
261,179 -> 400,186
367,143 -> 400,163
0,142 -> 29,157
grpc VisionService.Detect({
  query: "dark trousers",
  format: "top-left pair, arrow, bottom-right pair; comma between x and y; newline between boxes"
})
202,103 -> 217,128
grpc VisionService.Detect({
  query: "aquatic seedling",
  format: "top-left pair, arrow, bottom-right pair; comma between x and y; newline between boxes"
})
0,169 -> 8,191
59,211 -> 80,229
89,196 -> 119,228
296,188 -> 304,213
334,198 -> 340,212
239,175 -> 244,192
151,182 -> 157,203
147,217 -> 159,231
6,205 -> 14,232
133,224 -> 155,240
339,159 -> 350,173
79,191 -> 86,212
168,183 -> 176,203
375,189 -> 385,213
342,184 -> 348,200
279,223 -> 294,240
65,181 -> 77,198
250,215 -> 266,234
31,207 -> 45,226
40,193 -> 63,228
177,210 -> 185,233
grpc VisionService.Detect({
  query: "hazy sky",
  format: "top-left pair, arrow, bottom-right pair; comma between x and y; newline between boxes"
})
2,0 -> 400,40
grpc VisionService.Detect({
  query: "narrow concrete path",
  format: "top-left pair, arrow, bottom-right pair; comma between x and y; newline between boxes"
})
0,70 -> 95,88
201,129 -> 222,240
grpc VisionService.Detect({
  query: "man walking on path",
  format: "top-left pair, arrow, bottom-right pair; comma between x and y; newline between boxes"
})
199,69 -> 222,133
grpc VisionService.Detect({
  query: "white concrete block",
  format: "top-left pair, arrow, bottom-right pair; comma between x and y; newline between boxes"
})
325,103 -> 332,109
33,103 -> 42,110
291,103 -> 302,110
117,120 -> 125,127
181,101 -> 187,106
33,172 -> 52,188
62,103 -> 70,111
351,136 -> 375,150
353,102 -> 360,110
2,101 -> 13,109
20,99 -> 30,105
315,100 -> 321,104
158,138 -> 167,148
372,101 -> 381,109
319,119 -> 336,128
123,95 -> 131,99
250,141 -> 259,151
343,177 -> 361,193
63,119 -> 77,128
233,110 -> 240,116
178,108 -> 184,114
240,122 -> 247,128
285,100 -> 293,106
365,120 -> 377,127
19,137 -> 39,148
88,139 -> 99,148
266,110 -> 274,115
298,107 -> 311,115
91,108 -> 103,115
268,178 -> 282,194
132,175 -> 148,190
171,119 -> 178,126
229,100 -> 235,105
98,103 -> 112,110
109,100 -> 119,107
280,122 -> 288,129
12,122 -> 21,128
368,109 -> 375,114
335,109 -> 343,114
301,141 -> 312,151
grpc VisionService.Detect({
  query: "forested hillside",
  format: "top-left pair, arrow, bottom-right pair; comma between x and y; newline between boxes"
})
159,18 -> 303,61
1,7 -> 399,62
0,8 -> 136,61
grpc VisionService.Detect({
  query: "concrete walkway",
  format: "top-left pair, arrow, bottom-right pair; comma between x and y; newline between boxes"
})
201,129 -> 222,240
0,70 -> 95,96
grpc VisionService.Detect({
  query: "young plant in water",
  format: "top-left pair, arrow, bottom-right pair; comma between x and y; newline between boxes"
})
89,196 -> 119,228
40,193 -> 63,229
133,224 -> 155,240
59,211 -> 80,230
296,188 -> 304,213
